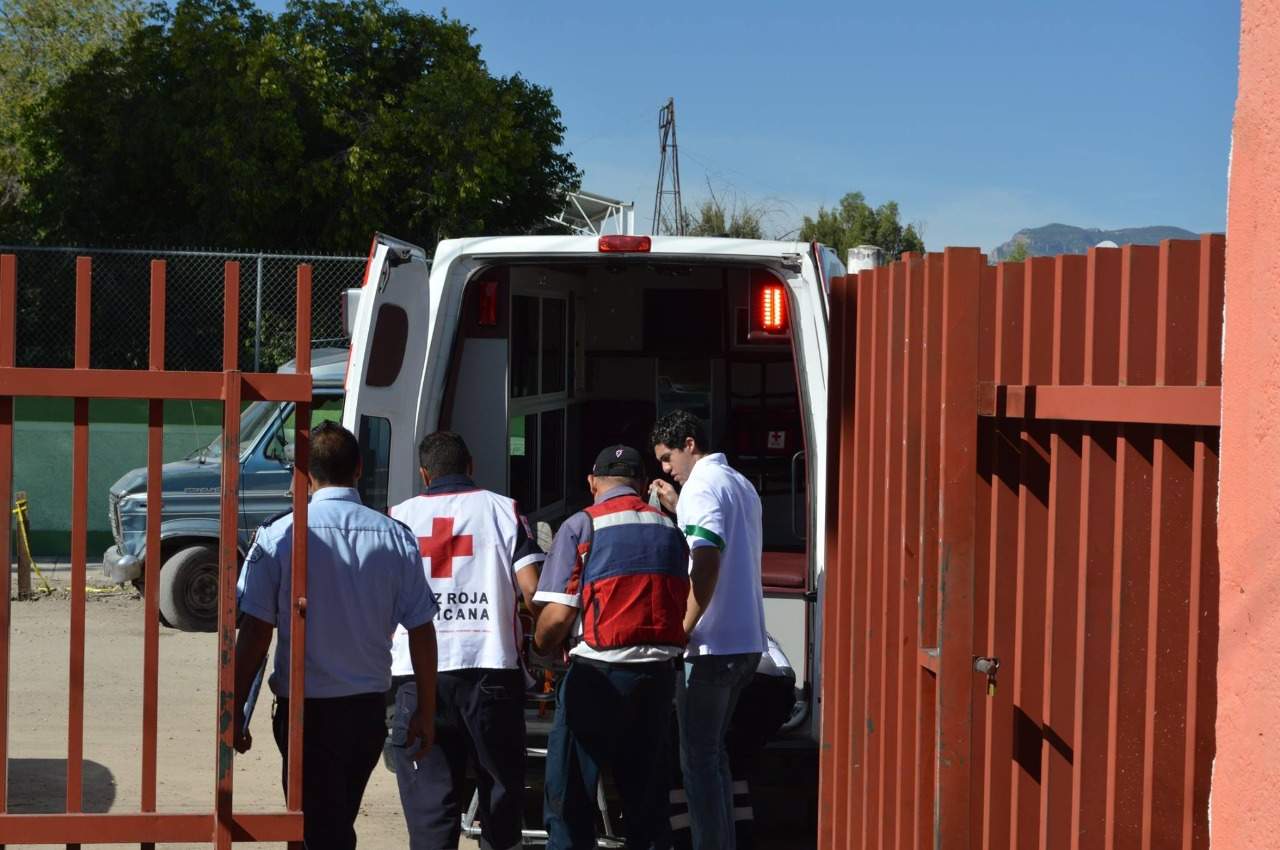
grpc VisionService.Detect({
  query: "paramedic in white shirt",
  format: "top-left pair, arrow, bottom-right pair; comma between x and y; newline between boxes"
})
650,410 -> 768,850
387,431 -> 544,850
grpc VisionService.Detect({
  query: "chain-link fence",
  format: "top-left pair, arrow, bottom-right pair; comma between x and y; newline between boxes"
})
0,246 -> 367,372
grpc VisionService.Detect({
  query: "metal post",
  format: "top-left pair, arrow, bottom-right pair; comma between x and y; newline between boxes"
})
254,254 -> 264,372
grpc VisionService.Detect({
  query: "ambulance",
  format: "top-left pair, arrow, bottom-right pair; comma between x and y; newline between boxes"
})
342,232 -> 841,741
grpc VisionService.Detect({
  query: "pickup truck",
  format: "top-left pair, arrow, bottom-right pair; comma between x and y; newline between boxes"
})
101,348 -> 347,631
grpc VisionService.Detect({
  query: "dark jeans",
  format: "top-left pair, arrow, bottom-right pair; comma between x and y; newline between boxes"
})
675,653 -> 761,850
388,669 -> 526,850
272,692 -> 387,850
544,658 -> 677,850
670,672 -> 797,850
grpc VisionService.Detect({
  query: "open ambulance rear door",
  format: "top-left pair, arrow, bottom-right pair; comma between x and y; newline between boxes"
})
341,234 -> 432,513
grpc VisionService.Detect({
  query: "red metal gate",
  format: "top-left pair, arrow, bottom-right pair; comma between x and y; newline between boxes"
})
819,237 -> 1223,849
0,254 -> 313,846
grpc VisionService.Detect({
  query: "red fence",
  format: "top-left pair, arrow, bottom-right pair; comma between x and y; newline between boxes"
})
819,236 -> 1223,849
0,255 -> 313,847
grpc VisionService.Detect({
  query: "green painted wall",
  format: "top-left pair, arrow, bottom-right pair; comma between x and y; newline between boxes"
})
14,399 -> 224,557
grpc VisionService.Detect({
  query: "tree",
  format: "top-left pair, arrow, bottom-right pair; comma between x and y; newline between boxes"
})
798,191 -> 924,260
1003,237 -> 1030,262
0,0 -> 143,229
683,197 -> 764,239
8,0 -> 579,250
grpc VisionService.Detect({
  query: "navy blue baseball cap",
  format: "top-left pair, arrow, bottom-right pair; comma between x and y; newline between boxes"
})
592,444 -> 644,478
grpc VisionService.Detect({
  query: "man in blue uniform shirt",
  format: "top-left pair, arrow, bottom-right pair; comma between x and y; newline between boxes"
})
233,421 -> 440,850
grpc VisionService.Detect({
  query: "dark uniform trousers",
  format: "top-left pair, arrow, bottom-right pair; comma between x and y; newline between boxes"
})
389,669 -> 526,850
272,692 -> 387,850
544,657 -> 677,850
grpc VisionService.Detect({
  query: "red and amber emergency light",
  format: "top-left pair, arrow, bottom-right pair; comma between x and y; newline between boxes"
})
598,235 -> 651,253
759,282 -> 786,332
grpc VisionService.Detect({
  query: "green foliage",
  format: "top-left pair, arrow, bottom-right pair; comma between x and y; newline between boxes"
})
683,198 -> 764,239
5,0 -> 579,250
1004,238 -> 1030,262
0,0 -> 144,229
798,191 -> 924,260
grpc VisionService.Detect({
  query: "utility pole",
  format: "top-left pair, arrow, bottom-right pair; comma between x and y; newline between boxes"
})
652,98 -> 685,235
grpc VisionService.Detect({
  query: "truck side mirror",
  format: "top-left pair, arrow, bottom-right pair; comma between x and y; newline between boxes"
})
341,288 -> 362,338
283,443 -> 296,465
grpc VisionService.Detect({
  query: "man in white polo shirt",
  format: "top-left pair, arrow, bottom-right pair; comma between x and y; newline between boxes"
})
650,410 -> 767,850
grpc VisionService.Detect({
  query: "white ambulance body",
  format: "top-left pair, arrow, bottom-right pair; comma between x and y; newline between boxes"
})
342,232 -> 839,739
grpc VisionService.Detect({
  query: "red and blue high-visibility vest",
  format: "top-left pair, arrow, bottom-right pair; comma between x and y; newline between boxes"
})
579,494 -> 689,650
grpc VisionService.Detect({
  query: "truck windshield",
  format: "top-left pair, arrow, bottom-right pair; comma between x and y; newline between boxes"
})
192,401 -> 283,461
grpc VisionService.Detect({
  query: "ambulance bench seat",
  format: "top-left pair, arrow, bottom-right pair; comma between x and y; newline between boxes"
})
761,550 -> 806,591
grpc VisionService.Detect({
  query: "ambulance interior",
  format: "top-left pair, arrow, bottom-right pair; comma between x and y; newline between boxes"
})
439,259 -> 815,699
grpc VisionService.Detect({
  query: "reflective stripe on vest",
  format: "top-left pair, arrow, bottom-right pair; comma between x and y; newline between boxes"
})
581,494 -> 689,650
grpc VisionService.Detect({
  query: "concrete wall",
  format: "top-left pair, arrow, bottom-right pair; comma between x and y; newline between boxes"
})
1215,1 -> 1280,844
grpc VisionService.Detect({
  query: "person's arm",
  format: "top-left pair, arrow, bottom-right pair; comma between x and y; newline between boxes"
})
516,565 -> 541,616
679,482 -> 726,636
233,614 -> 274,753
405,622 -> 437,760
510,506 -> 546,615
534,601 -> 578,654
684,546 -> 721,635
530,513 -> 587,654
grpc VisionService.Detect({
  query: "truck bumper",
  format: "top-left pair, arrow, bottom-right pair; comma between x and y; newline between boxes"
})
102,545 -> 143,583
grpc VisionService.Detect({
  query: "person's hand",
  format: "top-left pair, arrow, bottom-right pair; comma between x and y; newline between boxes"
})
649,479 -> 678,513
407,708 -> 435,761
234,712 -> 252,754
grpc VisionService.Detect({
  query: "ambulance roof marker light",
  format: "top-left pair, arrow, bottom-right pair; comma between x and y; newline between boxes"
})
598,235 -> 651,253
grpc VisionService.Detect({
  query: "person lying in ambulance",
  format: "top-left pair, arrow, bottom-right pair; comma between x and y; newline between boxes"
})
386,431 -> 544,850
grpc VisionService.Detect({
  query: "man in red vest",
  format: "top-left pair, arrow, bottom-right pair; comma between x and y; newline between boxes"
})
534,444 -> 690,850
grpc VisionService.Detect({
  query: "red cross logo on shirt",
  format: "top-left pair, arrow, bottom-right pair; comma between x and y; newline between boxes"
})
418,517 -> 473,579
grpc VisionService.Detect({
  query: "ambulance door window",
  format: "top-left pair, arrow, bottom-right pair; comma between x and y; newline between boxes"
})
541,299 -> 566,394
357,415 -> 391,514
511,295 -> 540,398
509,412 -> 538,511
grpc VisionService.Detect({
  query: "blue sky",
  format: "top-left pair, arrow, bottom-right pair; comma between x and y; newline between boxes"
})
260,1 -> 1240,252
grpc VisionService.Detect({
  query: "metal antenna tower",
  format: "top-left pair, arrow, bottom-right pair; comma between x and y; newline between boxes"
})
651,98 -> 685,235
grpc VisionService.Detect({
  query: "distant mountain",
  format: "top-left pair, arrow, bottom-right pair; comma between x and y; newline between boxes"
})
993,223 -> 1198,260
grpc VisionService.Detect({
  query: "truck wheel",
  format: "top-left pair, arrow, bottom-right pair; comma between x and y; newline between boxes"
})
132,577 -> 173,628
158,545 -> 220,632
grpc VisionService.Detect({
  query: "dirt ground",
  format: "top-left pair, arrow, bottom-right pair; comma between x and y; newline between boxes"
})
5,573 -> 816,849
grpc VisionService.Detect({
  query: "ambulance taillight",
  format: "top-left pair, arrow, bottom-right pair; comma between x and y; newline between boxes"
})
597,235 -> 651,253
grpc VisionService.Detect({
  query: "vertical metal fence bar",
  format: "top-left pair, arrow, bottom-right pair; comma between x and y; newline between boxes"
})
878,262 -> 906,847
970,262 -> 996,849
286,266 -> 313,850
1184,234 -> 1224,850
141,260 -> 166,850
1105,245 -> 1158,848
915,253 -> 944,850
848,268 -> 878,850
981,260 -> 1024,850
935,247 -> 981,848
1070,247 -> 1121,850
862,265 -> 890,850
215,262 -> 241,850
1040,255 -> 1087,850
67,258 -> 92,850
818,271 -> 853,849
0,254 -> 16,840
895,255 -> 924,850
1009,256 -> 1054,849
1142,240 -> 1201,849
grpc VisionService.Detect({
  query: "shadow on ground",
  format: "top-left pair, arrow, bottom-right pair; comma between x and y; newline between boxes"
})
6,758 -> 117,813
